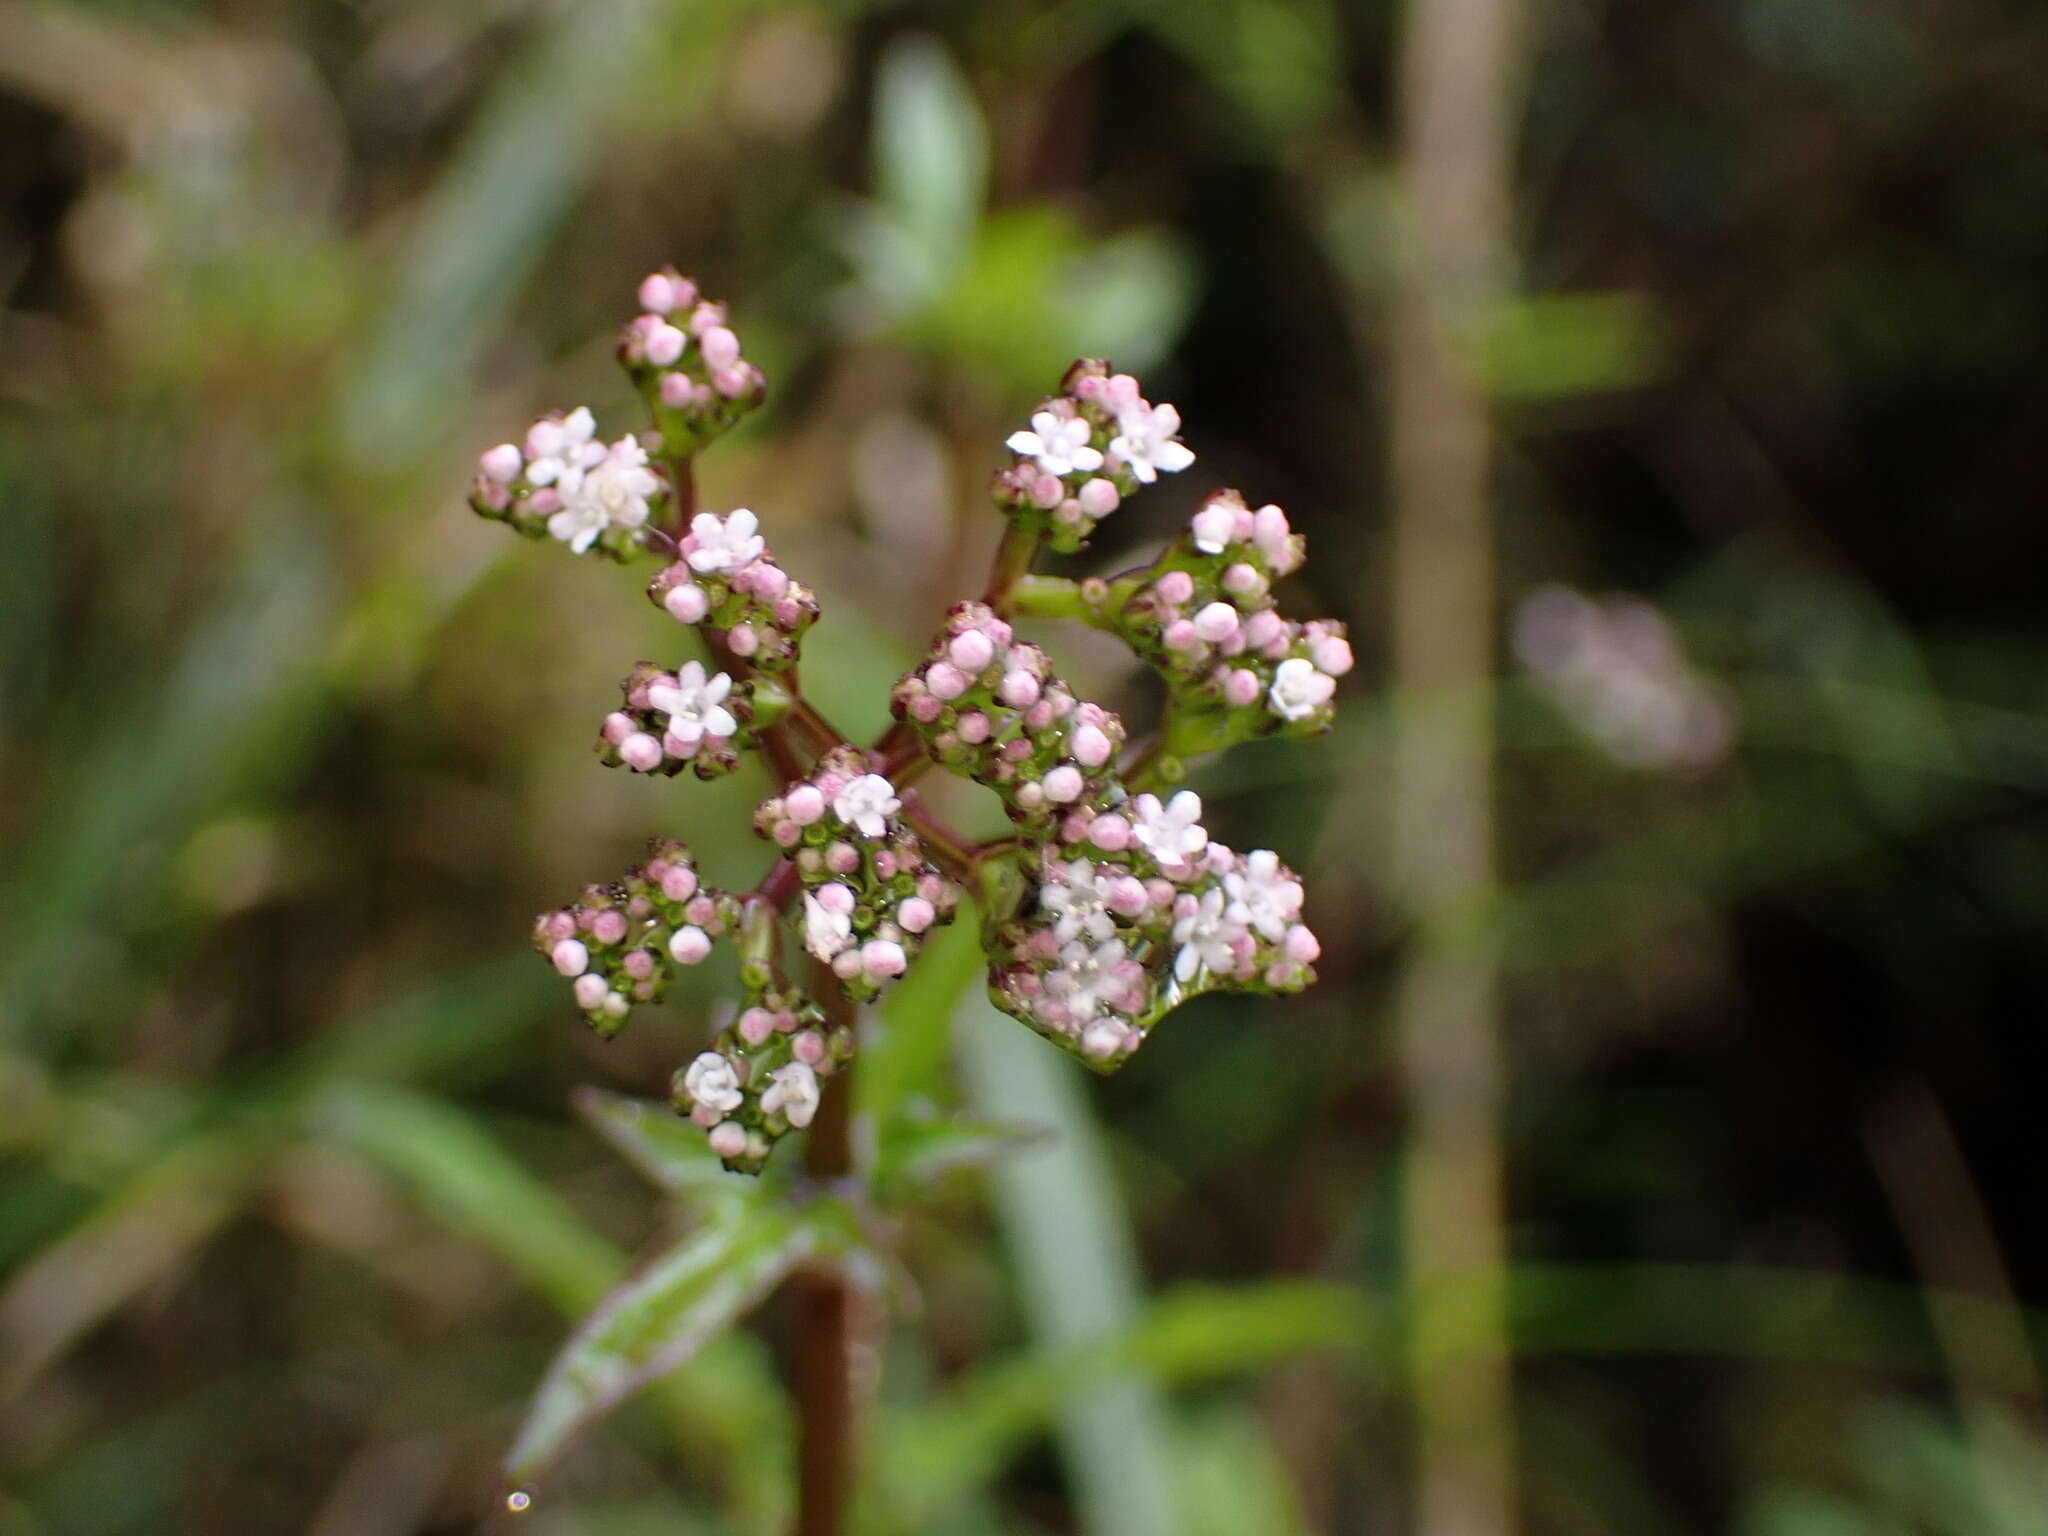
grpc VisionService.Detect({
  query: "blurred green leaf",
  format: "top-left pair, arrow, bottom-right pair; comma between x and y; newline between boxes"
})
872,1106 -> 1046,1198
1056,230 -> 1201,376
872,34 -> 988,293
1487,292 -> 1668,401
859,907 -> 986,1140
573,1086 -> 763,1202
506,1189 -> 859,1483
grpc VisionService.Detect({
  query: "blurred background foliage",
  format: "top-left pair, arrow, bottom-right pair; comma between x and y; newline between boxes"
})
1,0 -> 2046,1531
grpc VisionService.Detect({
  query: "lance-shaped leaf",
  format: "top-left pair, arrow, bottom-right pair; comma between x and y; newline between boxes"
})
573,1087 -> 766,1202
873,1106 -> 1047,1198
506,1190 -> 857,1482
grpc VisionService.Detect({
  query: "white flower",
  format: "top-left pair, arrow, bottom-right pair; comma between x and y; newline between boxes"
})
1268,657 -> 1337,722
761,1062 -> 821,1129
834,773 -> 900,838
1043,938 -> 1134,1025
1006,411 -> 1103,478
1130,791 -> 1208,871
1109,401 -> 1196,485
802,892 -> 853,960
686,508 -> 765,574
646,661 -> 737,749
1173,887 -> 1244,982
1041,857 -> 1116,944
1223,850 -> 1303,942
526,407 -> 605,490
682,1051 -> 743,1114
547,435 -> 659,554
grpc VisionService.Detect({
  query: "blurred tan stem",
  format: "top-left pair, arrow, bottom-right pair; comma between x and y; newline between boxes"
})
1390,0 -> 1524,1529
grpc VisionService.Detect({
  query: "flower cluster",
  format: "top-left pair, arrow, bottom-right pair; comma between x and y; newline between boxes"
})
1512,585 -> 1734,771
986,808 -> 1320,1067
1093,491 -> 1352,749
753,748 -> 961,1003
598,660 -> 752,779
890,603 -> 1129,828
647,509 -> 819,673
530,840 -> 730,1037
673,982 -> 853,1174
619,268 -> 767,457
992,359 -> 1196,552
471,407 -> 670,559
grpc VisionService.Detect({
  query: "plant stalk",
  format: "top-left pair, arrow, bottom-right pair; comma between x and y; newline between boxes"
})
793,969 -> 861,1536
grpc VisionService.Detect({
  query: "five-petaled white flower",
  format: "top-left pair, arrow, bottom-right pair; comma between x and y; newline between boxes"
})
682,1050 -> 743,1114
1044,937 -> 1135,1024
802,892 -> 853,960
1223,849 -> 1303,942
1006,411 -> 1103,478
1131,791 -> 1208,872
647,661 -> 737,749
761,1062 -> 821,1129
1173,887 -> 1245,982
1268,657 -> 1337,722
1041,856 -> 1117,944
548,435 -> 660,554
526,406 -> 605,492
686,508 -> 766,574
1109,401 -> 1195,485
834,773 -> 900,838
1190,501 -> 1238,554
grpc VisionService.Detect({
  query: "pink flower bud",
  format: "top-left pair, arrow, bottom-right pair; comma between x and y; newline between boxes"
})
1309,635 -> 1355,676
685,894 -> 718,927
668,925 -> 712,965
817,883 -> 855,915
1252,504 -> 1291,552
1222,563 -> 1264,597
1284,924 -> 1321,963
1224,668 -> 1262,707
862,939 -> 908,979
831,949 -> 863,979
1191,503 -> 1237,553
543,912 -> 576,941
602,711 -> 636,745
1030,474 -> 1064,509
645,323 -> 686,367
712,367 -> 750,399
727,624 -> 758,658
785,784 -> 826,825
663,583 -> 709,624
909,692 -> 943,723
1156,569 -> 1195,605
957,710 -> 991,744
621,732 -> 664,772
793,1030 -> 826,1064
638,273 -> 677,313
826,842 -> 859,875
572,973 -> 609,1010
592,911 -> 628,945
1090,814 -> 1131,852
661,865 -> 698,902
1163,619 -> 1200,652
1243,610 -> 1285,649
551,939 -> 590,977
1107,877 -> 1148,917
773,819 -> 801,847
925,662 -> 967,701
701,326 -> 741,370
998,671 -> 1040,708
949,629 -> 995,672
601,993 -> 630,1021
659,372 -> 693,408
709,1122 -> 748,1159
738,1007 -> 775,1045
480,443 -> 522,483
897,897 -> 936,933
1077,477 -> 1120,516
1070,723 -> 1113,767
623,950 -> 655,980
751,562 -> 790,598
1193,602 -> 1241,644
1042,764 -> 1084,803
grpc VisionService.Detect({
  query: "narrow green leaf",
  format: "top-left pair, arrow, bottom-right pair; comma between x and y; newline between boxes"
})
506,1193 -> 854,1481
573,1087 -> 759,1201
872,1106 -> 1047,1197
872,35 -> 987,285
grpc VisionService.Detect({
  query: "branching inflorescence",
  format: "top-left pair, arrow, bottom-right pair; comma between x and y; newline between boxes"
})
471,272 -> 1349,1174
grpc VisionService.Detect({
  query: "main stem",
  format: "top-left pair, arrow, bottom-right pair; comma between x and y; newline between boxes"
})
793,967 -> 861,1536
1389,0 -> 1523,1529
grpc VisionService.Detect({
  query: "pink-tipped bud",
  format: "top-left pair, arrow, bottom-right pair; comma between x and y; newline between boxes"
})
572,973 -> 609,1010
638,273 -> 678,313
1156,569 -> 1195,605
1222,563 -> 1264,597
1252,504 -> 1291,552
909,692 -> 943,724
862,939 -> 908,979
621,732 -> 664,772
957,710 -> 991,744
1070,723 -> 1113,768
925,662 -> 968,701
1243,610 -> 1285,649
826,842 -> 859,875
999,671 -> 1040,708
817,883 -> 855,915
1042,764 -> 1084,803
1224,668 -> 1262,708
661,864 -> 698,902
1163,619 -> 1200,652
685,894 -> 718,928
1078,477 -> 1120,516
949,629 -> 995,673
1284,924 -> 1321,963
727,623 -> 759,657
712,367 -> 749,399
785,784 -> 826,825
601,993 -> 630,1022
645,323 -> 687,368
551,939 -> 590,977
751,562 -> 790,598
1193,602 -> 1240,644
701,326 -> 741,370
592,911 -> 628,945
1190,503 -> 1237,553
1107,876 -> 1148,917
623,950 -> 656,980
738,1007 -> 776,1045
1030,474 -> 1064,509
602,711 -> 636,745
668,925 -> 712,965
1309,635 -> 1354,677
664,583 -> 710,624
659,372 -> 694,408
831,949 -> 863,980
793,1030 -> 826,1064
709,1121 -> 747,1159
1090,813 -> 1132,852
897,897 -> 936,933
480,443 -> 522,483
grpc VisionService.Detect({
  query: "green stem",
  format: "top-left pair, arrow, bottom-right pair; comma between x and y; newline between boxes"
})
1008,575 -> 1085,621
982,521 -> 1042,612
